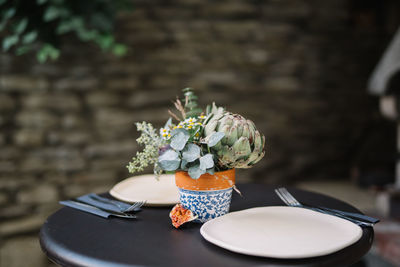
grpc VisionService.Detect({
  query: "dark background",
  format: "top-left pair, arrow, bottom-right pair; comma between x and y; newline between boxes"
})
1,0 -> 400,266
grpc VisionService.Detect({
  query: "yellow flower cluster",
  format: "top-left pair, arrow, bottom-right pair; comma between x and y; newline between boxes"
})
160,115 -> 207,140
172,116 -> 205,131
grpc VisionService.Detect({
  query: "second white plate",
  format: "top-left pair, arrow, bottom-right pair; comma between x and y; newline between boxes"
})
200,206 -> 363,259
109,174 -> 179,207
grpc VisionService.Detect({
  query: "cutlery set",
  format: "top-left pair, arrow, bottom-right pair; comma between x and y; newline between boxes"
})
60,188 -> 378,227
274,187 -> 379,227
59,193 -> 145,219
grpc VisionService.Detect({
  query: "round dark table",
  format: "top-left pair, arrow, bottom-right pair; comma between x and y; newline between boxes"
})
40,184 -> 374,267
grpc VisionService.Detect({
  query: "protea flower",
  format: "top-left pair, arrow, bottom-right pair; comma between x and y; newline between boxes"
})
203,103 -> 265,169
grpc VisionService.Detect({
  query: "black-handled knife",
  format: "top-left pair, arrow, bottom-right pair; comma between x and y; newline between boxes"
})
312,205 -> 379,224
60,200 -> 136,219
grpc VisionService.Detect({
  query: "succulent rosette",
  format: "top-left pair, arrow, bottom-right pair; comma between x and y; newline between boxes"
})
127,88 -> 266,179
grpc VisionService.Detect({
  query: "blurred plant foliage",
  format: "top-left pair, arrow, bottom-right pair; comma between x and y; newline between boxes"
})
0,0 -> 130,62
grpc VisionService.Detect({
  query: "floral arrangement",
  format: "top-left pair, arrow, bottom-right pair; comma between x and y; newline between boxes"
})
127,88 -> 265,179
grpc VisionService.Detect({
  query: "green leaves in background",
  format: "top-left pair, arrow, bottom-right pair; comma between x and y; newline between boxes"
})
112,44 -> 127,57
43,6 -> 63,22
36,44 -> 60,63
14,18 -> 27,33
0,0 -> 130,62
22,31 -> 37,44
2,35 -> 18,51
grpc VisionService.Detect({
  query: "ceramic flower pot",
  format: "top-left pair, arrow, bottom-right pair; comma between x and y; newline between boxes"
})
175,169 -> 235,223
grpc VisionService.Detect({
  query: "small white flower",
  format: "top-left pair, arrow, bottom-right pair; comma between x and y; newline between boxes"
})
184,117 -> 197,123
160,128 -> 169,135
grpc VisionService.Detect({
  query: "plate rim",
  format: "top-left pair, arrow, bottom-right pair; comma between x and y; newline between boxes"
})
200,206 -> 363,259
109,174 -> 179,207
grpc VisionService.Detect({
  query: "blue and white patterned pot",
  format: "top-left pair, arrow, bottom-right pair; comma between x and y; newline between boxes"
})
178,187 -> 233,223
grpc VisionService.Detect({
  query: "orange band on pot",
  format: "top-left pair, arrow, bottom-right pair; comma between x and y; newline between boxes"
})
175,169 -> 235,191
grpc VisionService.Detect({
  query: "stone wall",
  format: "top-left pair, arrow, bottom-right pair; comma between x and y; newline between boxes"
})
1,0 -> 399,266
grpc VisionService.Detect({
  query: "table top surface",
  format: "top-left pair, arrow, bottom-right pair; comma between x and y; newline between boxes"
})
39,183 -> 374,267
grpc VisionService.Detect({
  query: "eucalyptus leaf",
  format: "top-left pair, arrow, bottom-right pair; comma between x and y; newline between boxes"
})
170,132 -> 188,151
188,164 -> 206,179
158,150 -> 180,171
170,128 -> 189,151
159,149 -> 179,161
171,128 -> 190,137
159,159 -> 180,171
182,143 -> 200,162
206,168 -> 215,175
180,159 -> 188,170
207,132 -> 225,147
200,154 -> 214,170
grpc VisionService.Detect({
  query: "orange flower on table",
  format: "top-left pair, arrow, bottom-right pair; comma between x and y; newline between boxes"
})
169,204 -> 197,228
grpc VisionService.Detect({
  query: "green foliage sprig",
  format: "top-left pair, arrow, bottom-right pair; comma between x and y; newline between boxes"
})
168,88 -> 202,121
0,0 -> 130,62
127,122 -> 164,174
182,87 -> 202,118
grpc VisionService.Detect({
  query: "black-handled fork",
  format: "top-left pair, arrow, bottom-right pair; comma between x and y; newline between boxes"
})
275,187 -> 378,227
88,194 -> 145,213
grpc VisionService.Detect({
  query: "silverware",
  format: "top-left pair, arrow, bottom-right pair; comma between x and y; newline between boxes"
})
276,187 -> 378,223
274,187 -> 374,227
61,200 -> 137,219
312,205 -> 379,224
88,194 -> 145,213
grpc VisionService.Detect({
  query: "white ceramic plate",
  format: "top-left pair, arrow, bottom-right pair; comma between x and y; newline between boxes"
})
200,206 -> 363,259
109,174 -> 179,207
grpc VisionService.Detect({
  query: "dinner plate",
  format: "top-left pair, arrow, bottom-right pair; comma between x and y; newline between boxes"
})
109,174 -> 179,207
200,206 -> 363,259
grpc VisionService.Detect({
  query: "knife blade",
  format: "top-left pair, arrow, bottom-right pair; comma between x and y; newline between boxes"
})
59,200 -> 136,219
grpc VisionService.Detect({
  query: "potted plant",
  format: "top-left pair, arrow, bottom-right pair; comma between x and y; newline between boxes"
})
127,88 -> 265,223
